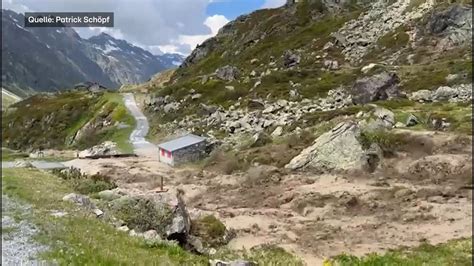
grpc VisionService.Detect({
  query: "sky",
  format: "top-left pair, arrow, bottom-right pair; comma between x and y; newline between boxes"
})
2,0 -> 286,55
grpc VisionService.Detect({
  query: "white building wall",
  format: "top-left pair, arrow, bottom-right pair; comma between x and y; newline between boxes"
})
159,148 -> 174,166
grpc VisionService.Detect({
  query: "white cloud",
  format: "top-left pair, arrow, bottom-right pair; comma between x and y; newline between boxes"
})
3,0 -> 217,55
261,0 -> 286,8
161,14 -> 229,55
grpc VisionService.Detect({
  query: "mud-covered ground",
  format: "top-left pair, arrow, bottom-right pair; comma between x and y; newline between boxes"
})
64,130 -> 473,265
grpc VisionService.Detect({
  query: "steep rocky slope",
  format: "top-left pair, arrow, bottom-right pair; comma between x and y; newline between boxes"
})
142,0 -> 471,142
1,9 -> 184,95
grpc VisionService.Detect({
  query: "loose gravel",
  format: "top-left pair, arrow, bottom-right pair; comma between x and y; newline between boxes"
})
2,195 -> 49,265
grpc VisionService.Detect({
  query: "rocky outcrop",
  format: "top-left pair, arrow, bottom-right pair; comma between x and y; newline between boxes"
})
351,72 -> 401,104
425,4 -> 472,50
78,141 -> 120,158
285,121 -> 365,171
332,0 -> 435,63
408,84 -> 472,103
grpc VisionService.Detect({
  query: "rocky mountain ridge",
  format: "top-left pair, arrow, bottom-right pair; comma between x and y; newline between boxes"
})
1,9 -> 184,96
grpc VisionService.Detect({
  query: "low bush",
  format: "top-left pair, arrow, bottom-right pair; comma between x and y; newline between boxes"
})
52,167 -> 116,194
204,150 -> 247,174
358,130 -> 409,155
111,197 -> 173,233
190,215 -> 227,248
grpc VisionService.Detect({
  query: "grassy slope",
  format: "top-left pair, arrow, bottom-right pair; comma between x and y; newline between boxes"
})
2,168 -> 206,265
2,168 -> 303,265
331,238 -> 472,265
2,92 -> 135,153
100,93 -> 136,153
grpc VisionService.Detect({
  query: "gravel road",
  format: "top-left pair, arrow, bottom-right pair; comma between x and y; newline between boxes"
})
123,93 -> 159,158
2,195 -> 48,265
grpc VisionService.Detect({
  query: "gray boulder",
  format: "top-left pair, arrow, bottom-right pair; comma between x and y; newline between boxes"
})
78,141 -> 119,158
215,65 -> 240,81
350,72 -> 401,104
373,107 -> 395,129
285,121 -> 364,171
323,59 -> 339,70
409,90 -> 432,102
406,114 -> 419,127
283,50 -> 300,68
163,102 -> 180,113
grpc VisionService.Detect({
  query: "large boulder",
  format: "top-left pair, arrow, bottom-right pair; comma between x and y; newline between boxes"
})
215,65 -> 240,81
350,72 -> 401,104
285,121 -> 365,171
78,141 -> 120,158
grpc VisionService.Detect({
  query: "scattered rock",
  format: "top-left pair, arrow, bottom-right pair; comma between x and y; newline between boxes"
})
143,230 -> 160,240
373,106 -> 395,129
271,126 -> 283,137
250,132 -> 272,148
117,225 -> 130,232
409,89 -> 432,102
323,59 -> 339,70
62,193 -> 96,210
283,50 -> 300,68
409,84 -> 472,103
361,63 -> 377,73
191,94 -> 202,100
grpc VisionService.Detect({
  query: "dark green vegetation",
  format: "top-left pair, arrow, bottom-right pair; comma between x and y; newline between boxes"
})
1,148 -> 29,161
111,197 -> 172,234
2,91 -> 135,152
2,168 -> 302,265
332,238 -> 472,266
376,100 -> 472,135
52,167 -> 117,195
190,215 -> 227,248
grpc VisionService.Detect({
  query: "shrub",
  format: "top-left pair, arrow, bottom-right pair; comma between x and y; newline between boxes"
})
52,167 -> 116,194
112,197 -> 173,233
358,130 -> 409,154
190,215 -> 227,248
204,150 -> 247,174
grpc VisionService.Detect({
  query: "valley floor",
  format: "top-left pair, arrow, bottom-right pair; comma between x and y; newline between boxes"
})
60,129 -> 472,265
